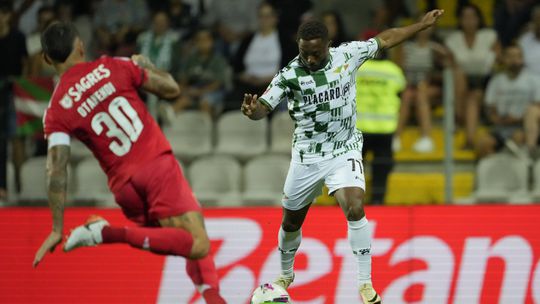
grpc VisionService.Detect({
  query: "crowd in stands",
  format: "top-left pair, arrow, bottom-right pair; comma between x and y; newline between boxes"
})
2,0 -> 540,205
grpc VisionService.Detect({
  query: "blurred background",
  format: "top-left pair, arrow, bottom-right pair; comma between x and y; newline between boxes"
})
1,0 -> 540,207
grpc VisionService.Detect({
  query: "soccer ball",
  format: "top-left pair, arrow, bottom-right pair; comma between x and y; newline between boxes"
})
250,283 -> 291,304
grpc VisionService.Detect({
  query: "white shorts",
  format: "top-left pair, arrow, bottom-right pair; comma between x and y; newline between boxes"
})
282,149 -> 366,211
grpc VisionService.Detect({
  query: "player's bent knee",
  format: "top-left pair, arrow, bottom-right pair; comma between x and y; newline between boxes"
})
345,204 -> 365,220
343,198 -> 365,220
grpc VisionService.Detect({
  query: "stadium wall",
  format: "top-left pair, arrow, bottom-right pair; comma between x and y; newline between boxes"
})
1,206 -> 539,303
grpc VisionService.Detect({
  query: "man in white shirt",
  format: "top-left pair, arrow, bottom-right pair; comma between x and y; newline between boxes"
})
478,45 -> 540,158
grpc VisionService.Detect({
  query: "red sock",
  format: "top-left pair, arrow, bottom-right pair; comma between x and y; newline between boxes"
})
102,226 -> 194,258
202,288 -> 226,304
186,255 -> 220,289
101,226 -> 126,243
186,256 -> 226,303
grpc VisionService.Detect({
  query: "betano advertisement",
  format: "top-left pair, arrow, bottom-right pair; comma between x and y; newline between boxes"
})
1,206 -> 539,303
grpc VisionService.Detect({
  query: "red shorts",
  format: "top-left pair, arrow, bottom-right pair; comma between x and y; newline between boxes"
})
113,153 -> 201,226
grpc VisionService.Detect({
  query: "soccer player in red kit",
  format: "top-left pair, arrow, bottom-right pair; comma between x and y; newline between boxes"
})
32,22 -> 226,304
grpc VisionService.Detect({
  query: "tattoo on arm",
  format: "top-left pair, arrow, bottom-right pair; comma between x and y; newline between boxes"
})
142,69 -> 181,100
46,145 -> 70,233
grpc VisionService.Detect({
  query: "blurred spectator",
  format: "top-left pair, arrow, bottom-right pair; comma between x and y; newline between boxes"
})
54,2 -> 81,40
321,11 -> 348,47
518,5 -> 540,77
202,0 -> 261,58
137,11 -> 179,72
495,0 -> 536,46
54,1 -> 94,59
394,26 -> 449,153
54,1 -> 70,22
137,11 -> 180,120
26,5 -> 53,56
173,27 -> 230,118
478,45 -> 538,158
93,0 -> 149,55
0,0 -> 28,201
445,4 -> 500,149
231,2 -> 294,111
268,0 -> 312,41
168,0 -> 198,39
181,0 -> 206,17
356,49 -> 406,205
26,5 -> 55,76
311,0 -> 387,39
13,0 -> 51,36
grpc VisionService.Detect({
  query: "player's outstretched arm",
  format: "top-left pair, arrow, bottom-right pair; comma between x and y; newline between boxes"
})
241,93 -> 270,120
376,9 -> 444,50
131,54 -> 181,100
33,145 -> 70,268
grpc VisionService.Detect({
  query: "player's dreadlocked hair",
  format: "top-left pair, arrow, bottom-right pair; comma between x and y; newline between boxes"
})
297,20 -> 329,42
41,22 -> 80,63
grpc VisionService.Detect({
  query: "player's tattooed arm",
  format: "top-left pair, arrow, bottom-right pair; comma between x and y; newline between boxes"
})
131,54 -> 181,100
33,145 -> 70,268
241,93 -> 270,120
46,145 -> 70,233
376,9 -> 444,50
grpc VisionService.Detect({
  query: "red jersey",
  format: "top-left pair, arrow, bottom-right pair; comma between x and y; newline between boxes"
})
44,56 -> 172,193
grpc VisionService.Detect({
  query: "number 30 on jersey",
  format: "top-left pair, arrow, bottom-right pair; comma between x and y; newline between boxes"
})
91,96 -> 143,156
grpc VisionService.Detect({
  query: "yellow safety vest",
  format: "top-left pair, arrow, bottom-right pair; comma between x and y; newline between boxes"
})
356,59 -> 405,134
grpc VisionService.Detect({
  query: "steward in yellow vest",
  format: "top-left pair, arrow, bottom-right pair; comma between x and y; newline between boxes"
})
356,58 -> 405,205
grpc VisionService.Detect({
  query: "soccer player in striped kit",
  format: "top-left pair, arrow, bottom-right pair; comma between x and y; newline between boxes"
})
241,9 -> 444,303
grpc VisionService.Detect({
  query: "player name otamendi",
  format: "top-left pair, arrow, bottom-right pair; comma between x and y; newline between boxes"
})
76,82 -> 117,118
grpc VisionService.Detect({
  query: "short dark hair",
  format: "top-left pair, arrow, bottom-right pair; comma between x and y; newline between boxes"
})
297,19 -> 328,42
41,21 -> 79,63
457,3 -> 486,29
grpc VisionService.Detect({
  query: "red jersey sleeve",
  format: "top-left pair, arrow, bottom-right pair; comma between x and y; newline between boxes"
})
111,57 -> 148,88
43,106 -> 70,138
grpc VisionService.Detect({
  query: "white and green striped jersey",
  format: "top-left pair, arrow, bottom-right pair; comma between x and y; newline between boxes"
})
260,38 -> 379,163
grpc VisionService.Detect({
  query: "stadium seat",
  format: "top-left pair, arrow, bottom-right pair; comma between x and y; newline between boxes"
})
74,157 -> 116,207
474,153 -> 530,203
242,154 -> 290,205
384,172 -> 474,205
270,111 -> 294,154
70,139 -> 93,160
6,161 -> 16,203
163,111 -> 213,161
530,160 -> 540,202
392,126 -> 482,162
19,157 -> 48,202
19,157 -> 74,204
188,155 -> 242,206
215,112 -> 268,160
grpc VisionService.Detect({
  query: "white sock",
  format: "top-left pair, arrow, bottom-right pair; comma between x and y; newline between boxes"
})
348,217 -> 372,285
278,226 -> 301,278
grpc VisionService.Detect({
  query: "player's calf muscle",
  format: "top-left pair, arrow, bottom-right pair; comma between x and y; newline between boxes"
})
159,212 -> 210,259
159,212 -> 205,229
